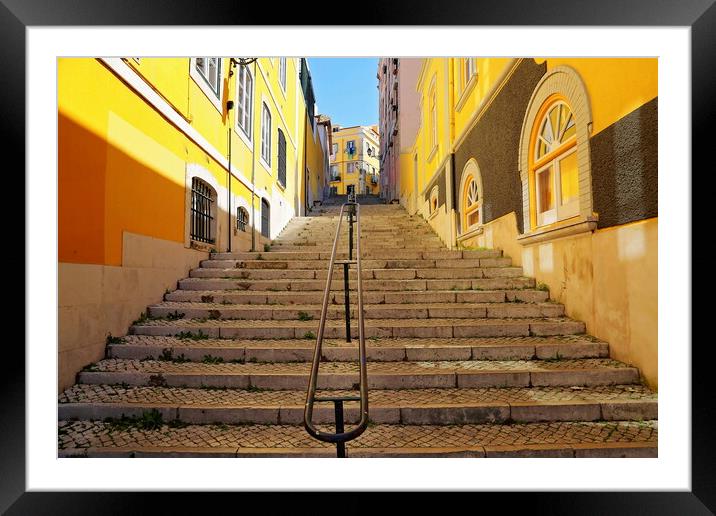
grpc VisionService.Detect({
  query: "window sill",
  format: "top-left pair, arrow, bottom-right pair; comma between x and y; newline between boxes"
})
235,126 -> 253,151
457,225 -> 484,243
427,209 -> 439,221
276,180 -> 286,192
427,145 -> 438,163
518,216 -> 598,246
455,74 -> 478,112
259,158 -> 272,175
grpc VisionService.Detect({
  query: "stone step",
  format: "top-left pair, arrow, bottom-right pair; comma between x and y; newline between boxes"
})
129,317 -> 586,339
58,384 -> 656,425
107,335 -> 608,362
177,277 -> 536,292
58,420 -> 657,458
188,267 -> 524,280
147,301 -> 565,321
77,358 -> 637,390
269,244 -> 445,251
211,249 -> 502,261
200,257 -> 512,269
164,289 -> 549,305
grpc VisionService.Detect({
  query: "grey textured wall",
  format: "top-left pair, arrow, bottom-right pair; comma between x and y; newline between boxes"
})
453,59 -> 546,234
590,97 -> 658,228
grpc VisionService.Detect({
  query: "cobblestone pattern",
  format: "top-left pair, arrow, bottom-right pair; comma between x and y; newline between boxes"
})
85,358 -> 631,374
58,420 -> 657,450
117,334 -> 600,349
60,384 -> 656,406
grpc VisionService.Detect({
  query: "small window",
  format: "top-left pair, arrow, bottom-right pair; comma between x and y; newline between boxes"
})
261,199 -> 270,238
464,177 -> 481,230
461,58 -> 477,91
195,58 -> 221,97
190,177 -> 215,244
261,103 -> 272,166
277,129 -> 287,187
332,143 -> 338,156
278,58 -> 287,91
237,207 -> 249,232
429,186 -> 439,216
330,165 -> 340,180
346,140 -> 356,157
429,79 -> 437,152
236,66 -> 253,138
347,163 -> 355,174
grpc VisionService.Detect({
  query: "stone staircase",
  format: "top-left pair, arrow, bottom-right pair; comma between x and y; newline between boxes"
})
58,203 -> 657,457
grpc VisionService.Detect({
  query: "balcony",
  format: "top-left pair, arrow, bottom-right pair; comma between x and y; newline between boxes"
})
330,175 -> 341,182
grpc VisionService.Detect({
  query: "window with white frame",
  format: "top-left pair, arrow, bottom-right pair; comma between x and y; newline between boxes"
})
461,58 -> 477,91
261,103 -> 272,166
195,57 -> 221,97
330,165 -> 339,180
279,58 -> 287,91
332,143 -> 338,156
347,163 -> 355,174
236,65 -> 253,138
460,159 -> 484,234
532,100 -> 579,226
429,79 -> 437,152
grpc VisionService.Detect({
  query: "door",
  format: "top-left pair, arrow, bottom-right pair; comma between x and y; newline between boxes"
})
261,199 -> 270,238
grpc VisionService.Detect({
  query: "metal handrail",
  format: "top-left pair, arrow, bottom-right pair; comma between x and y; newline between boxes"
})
303,200 -> 368,458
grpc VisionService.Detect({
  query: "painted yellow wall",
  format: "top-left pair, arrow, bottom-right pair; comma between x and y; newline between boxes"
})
401,57 -> 658,388
537,58 -> 658,135
58,57 -> 325,389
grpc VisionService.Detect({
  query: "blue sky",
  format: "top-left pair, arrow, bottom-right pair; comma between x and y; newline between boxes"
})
308,58 -> 379,128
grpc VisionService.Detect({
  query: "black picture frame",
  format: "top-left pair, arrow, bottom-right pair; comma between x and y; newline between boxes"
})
7,0 -> 711,513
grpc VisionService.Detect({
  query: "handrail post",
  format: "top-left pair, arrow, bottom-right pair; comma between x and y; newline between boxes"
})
334,400 -> 346,458
303,200 -> 369,458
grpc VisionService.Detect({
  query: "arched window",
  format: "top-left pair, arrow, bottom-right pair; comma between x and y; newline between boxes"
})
261,198 -> 270,238
237,207 -> 249,232
519,65 -> 594,235
190,177 -> 216,244
429,185 -> 439,216
532,99 -> 578,226
459,159 -> 483,234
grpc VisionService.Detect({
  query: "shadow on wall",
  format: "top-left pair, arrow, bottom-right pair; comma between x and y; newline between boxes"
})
57,113 -> 263,391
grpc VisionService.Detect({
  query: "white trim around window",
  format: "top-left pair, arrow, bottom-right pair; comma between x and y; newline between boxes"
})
189,57 -> 224,114
234,64 -> 254,148
278,57 -> 287,93
260,101 -> 272,171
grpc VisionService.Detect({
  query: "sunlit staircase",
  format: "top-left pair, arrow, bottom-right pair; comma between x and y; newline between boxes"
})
58,202 -> 657,457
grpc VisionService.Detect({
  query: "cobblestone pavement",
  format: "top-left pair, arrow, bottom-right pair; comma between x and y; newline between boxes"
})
114,335 -> 602,349
58,420 -> 657,450
59,383 -> 656,406
83,358 -> 631,374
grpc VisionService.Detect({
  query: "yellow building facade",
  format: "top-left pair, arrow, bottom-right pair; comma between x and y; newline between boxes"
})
58,57 -> 328,390
399,58 -> 658,388
328,125 -> 380,196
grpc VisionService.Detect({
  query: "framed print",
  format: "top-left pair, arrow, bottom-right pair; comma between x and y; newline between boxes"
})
7,0 -> 713,512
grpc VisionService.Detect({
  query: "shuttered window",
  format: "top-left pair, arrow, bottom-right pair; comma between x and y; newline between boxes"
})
261,199 -> 270,238
277,129 -> 287,187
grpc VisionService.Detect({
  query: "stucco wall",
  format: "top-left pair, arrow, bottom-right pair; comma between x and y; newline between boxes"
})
453,59 -> 546,235
591,97 -> 659,229
58,232 -> 206,391
470,213 -> 658,389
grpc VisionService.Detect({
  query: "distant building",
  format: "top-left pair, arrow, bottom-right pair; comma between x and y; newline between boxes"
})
377,58 -> 422,204
328,125 -> 380,196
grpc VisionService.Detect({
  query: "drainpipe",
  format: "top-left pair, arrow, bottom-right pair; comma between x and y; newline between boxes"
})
446,59 -> 457,249
250,60 -> 258,252
226,104 -> 233,253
